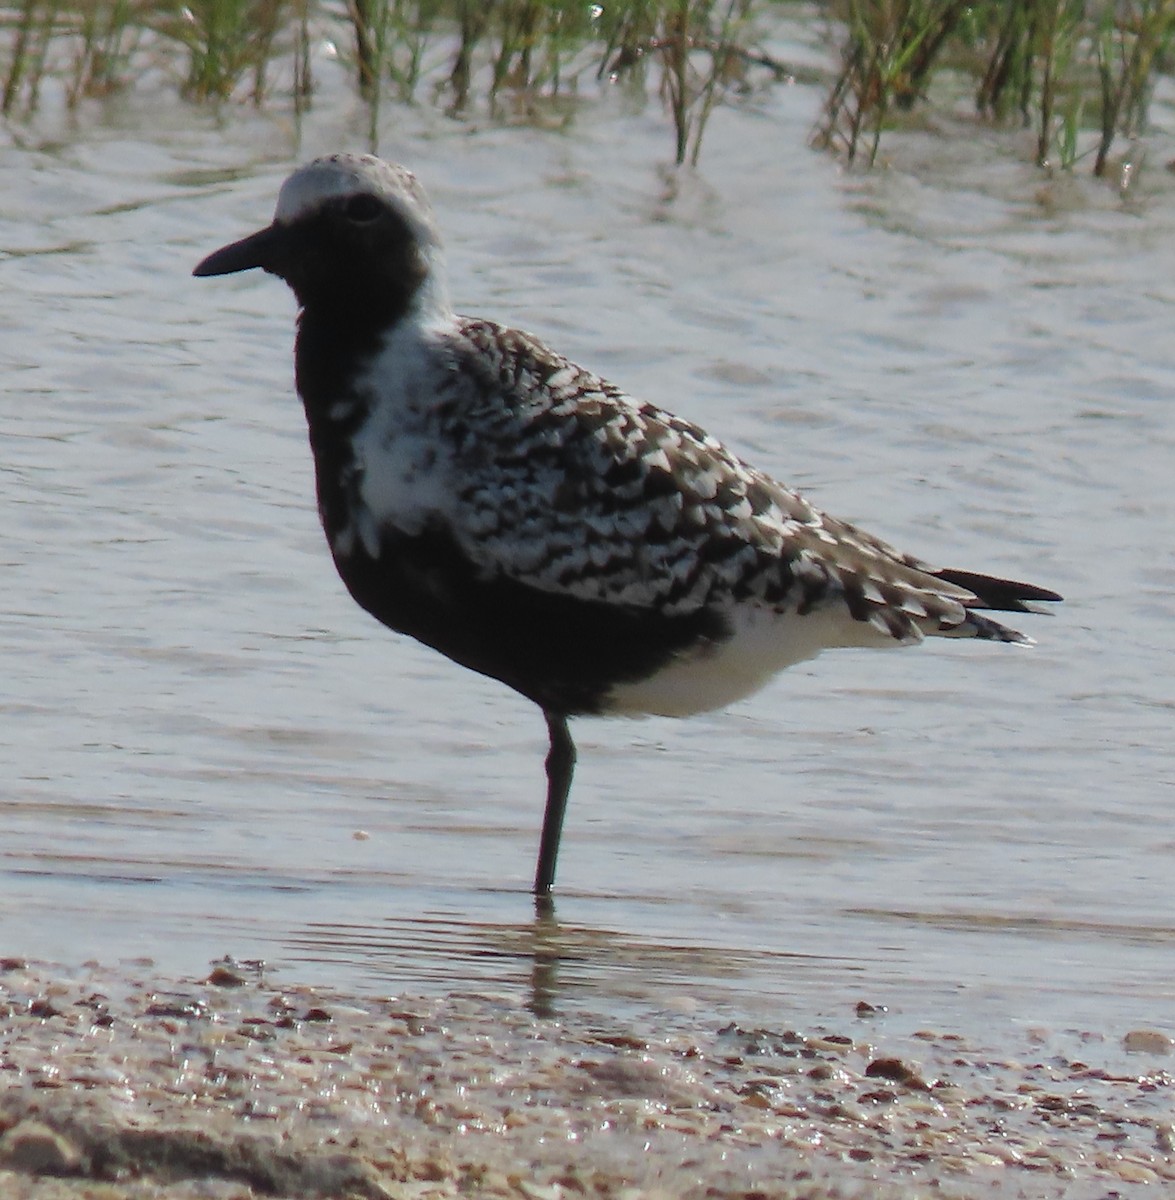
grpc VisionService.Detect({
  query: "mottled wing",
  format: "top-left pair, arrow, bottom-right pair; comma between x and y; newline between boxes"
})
443,320 -> 980,644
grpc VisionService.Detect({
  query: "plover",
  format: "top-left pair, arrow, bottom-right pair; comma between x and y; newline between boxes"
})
194,154 -> 1061,896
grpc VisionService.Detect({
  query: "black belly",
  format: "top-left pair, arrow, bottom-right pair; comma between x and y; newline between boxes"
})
330,524 -> 727,716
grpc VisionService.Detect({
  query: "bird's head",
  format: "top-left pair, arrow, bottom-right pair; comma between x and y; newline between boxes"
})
193,154 -> 447,323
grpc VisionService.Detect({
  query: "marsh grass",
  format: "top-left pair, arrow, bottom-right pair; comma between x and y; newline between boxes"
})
1092,0 -> 1175,178
2,0 -> 55,115
5,2 -> 1175,174
817,0 -> 1175,182
0,0 -> 785,160
308,0 -> 785,157
157,0 -> 289,103
654,0 -> 753,165
813,1 -> 971,165
67,0 -> 137,104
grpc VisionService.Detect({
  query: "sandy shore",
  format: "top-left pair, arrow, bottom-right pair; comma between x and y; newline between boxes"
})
1,957 -> 1171,1199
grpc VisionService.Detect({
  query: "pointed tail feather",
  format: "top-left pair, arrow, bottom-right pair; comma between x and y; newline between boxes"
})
932,567 -> 1063,614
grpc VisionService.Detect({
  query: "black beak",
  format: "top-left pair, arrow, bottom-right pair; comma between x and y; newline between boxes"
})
193,223 -> 286,277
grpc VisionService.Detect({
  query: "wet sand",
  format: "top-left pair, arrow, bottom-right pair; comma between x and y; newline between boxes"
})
1,959 -> 1172,1199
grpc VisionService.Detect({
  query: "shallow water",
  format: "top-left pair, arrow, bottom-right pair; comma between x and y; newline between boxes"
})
3,28 -> 1175,1044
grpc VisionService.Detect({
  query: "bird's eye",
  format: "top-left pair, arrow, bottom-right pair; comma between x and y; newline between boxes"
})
342,193 -> 383,223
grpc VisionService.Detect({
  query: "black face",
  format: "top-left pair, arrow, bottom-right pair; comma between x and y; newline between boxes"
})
194,191 -> 429,328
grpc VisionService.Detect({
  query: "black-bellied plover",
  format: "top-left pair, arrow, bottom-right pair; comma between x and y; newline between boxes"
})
194,154 -> 1061,896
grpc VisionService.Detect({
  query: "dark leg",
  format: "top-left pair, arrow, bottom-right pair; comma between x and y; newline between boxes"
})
534,710 -> 575,896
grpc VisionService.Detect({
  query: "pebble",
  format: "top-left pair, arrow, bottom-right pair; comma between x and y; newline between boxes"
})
0,1121 -> 81,1176
1123,1028 -> 1174,1054
864,1056 -> 931,1090
206,965 -> 247,988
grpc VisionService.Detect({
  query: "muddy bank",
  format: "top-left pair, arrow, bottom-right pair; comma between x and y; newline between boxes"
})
1,959 -> 1172,1199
